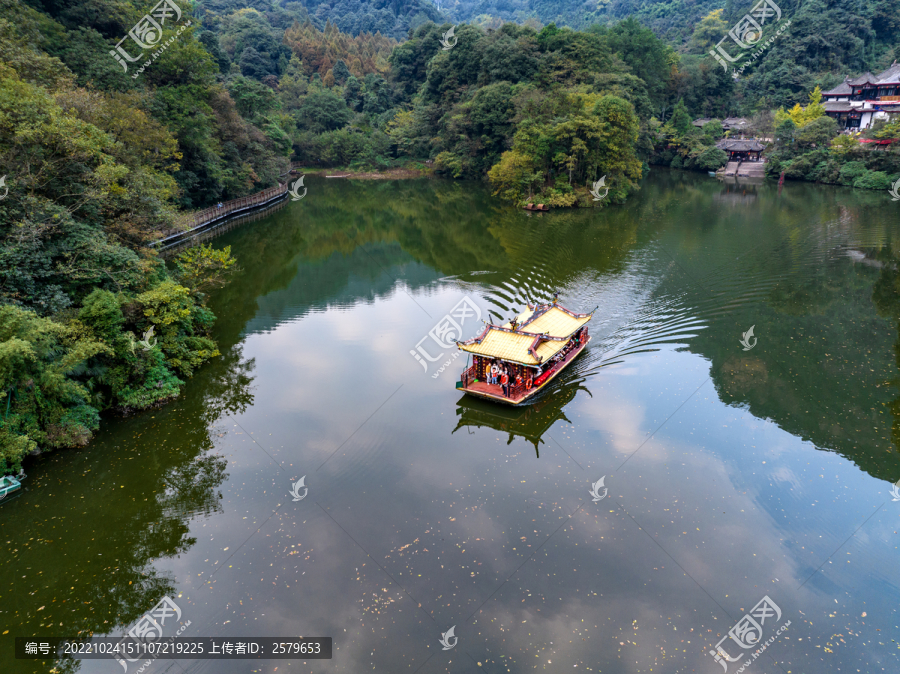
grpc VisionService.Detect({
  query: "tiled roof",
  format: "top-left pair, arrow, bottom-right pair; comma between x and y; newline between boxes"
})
875,61 -> 900,84
824,101 -> 854,112
823,79 -> 852,96
519,305 -> 591,336
716,139 -> 765,151
722,117 -> 749,128
458,304 -> 592,365
848,72 -> 877,86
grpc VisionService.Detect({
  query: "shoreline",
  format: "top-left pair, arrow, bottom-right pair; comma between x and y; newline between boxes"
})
294,166 -> 435,180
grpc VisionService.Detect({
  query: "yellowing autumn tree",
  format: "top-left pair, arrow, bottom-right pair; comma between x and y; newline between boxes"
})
775,86 -> 826,128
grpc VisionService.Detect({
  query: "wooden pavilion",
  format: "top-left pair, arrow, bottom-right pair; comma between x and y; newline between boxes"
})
715,138 -> 766,162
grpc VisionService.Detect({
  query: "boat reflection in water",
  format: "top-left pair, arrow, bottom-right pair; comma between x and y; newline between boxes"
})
452,379 -> 591,457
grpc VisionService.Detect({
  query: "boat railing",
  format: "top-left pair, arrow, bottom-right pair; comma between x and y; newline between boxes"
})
530,330 -> 587,388
461,364 -> 478,387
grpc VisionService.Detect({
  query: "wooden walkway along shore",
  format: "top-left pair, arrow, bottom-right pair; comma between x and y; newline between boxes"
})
152,181 -> 289,253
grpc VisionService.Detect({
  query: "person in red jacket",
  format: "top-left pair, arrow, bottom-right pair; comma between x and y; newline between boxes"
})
500,370 -> 509,397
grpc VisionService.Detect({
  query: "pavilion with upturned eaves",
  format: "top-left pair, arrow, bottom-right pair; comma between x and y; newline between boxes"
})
822,62 -> 900,130
715,138 -> 766,162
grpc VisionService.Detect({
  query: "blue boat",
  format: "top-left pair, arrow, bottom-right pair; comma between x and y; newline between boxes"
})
0,475 -> 22,501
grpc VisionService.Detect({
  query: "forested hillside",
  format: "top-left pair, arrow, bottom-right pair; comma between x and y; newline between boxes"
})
1,0 -> 250,466
449,0 -> 724,42
443,0 -> 900,113
196,0 -> 443,40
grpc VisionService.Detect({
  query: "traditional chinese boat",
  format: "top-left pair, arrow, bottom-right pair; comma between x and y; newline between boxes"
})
0,474 -> 22,502
455,300 -> 593,406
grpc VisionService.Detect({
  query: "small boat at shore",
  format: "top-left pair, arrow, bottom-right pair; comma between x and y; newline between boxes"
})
0,474 -> 22,502
525,203 -> 549,211
455,299 -> 594,406
326,174 -> 352,178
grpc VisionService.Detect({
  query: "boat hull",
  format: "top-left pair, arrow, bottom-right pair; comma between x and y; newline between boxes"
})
0,475 -> 22,502
459,335 -> 591,406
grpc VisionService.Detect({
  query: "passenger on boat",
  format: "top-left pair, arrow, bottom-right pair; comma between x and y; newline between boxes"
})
500,370 -> 509,397
490,364 -> 499,385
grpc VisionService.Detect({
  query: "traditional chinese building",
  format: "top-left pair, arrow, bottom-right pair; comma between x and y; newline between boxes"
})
716,138 -> 766,161
823,62 -> 900,130
692,117 -> 749,136
722,117 -> 751,134
693,117 -> 721,129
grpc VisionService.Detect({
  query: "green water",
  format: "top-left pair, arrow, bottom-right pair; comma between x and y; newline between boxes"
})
3,170 -> 900,674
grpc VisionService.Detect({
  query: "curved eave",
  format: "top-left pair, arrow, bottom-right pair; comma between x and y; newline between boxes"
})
457,304 -> 593,365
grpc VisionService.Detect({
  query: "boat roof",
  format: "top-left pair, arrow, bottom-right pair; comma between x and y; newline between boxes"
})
457,303 -> 592,366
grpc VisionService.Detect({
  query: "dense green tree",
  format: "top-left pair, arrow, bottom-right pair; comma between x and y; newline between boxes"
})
388,22 -> 445,98
795,115 -> 838,149
702,120 -> 724,144
227,75 -> 280,120
296,90 -> 353,132
239,46 -> 275,79
598,18 -> 674,105
669,98 -> 693,136
199,30 -> 231,73
695,145 -> 728,170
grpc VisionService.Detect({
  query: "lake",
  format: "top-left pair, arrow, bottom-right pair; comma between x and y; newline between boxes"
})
3,170 -> 900,674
